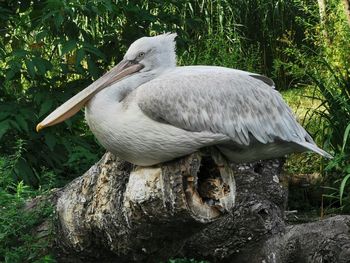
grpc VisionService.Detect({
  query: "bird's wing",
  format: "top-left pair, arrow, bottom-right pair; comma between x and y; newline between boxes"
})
136,66 -> 312,146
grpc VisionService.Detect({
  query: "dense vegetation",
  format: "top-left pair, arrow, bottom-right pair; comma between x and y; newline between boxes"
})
0,0 -> 349,262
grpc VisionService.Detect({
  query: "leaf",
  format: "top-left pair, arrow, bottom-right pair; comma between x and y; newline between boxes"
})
0,45 -> 7,59
0,120 -> 10,140
76,48 -> 85,66
87,56 -> 98,79
13,158 -> 36,186
83,43 -> 106,60
25,59 -> 36,78
39,100 -> 53,117
341,123 -> 350,153
32,57 -> 52,75
42,58 -> 53,71
36,31 -> 48,42
62,40 -> 77,55
9,120 -> 21,131
12,49 -> 29,58
340,174 -> 350,206
0,111 -> 10,121
44,132 -> 57,151
15,115 -> 29,132
6,69 -> 17,80
32,57 -> 46,75
19,108 -> 34,120
54,14 -> 64,29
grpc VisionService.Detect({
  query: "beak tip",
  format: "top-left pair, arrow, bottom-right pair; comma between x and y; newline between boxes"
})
36,123 -> 43,132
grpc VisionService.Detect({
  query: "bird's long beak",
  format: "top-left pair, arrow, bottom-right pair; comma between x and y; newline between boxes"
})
36,60 -> 143,132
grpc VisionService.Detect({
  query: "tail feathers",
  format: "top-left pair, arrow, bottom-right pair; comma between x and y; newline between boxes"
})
297,142 -> 333,159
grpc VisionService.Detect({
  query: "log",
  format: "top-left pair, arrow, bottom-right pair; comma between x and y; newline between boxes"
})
231,215 -> 350,263
28,151 -> 350,262
54,150 -> 236,262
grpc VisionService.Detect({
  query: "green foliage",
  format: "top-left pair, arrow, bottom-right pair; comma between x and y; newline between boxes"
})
283,0 -> 350,149
0,195 -> 55,263
177,0 -> 311,86
0,0 -> 349,260
0,0 -> 350,262
0,0 -> 314,186
323,123 -> 350,212
0,0 -> 120,185
0,0 -> 326,260
276,0 -> 350,213
0,156 -> 55,263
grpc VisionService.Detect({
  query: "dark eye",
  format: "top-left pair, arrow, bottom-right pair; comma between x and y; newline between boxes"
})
138,52 -> 145,58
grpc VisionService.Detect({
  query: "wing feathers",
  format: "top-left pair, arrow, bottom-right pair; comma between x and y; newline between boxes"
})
297,142 -> 333,159
136,66 -> 319,149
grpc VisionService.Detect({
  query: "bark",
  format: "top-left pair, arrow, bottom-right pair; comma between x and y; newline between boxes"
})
343,0 -> 350,28
318,0 -> 327,23
54,150 -> 236,262
30,151 -> 350,262
317,0 -> 329,40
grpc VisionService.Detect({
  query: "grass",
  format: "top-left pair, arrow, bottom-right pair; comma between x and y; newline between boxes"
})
0,155 -> 56,263
282,86 -> 324,127
0,189 -> 55,263
281,84 -> 350,216
281,86 -> 333,217
281,86 -> 327,174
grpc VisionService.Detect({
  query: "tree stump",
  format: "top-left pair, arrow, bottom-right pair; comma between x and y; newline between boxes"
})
30,151 -> 350,262
54,150 -> 236,262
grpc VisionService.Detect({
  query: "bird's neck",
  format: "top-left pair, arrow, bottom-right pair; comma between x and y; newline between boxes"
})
113,71 -> 156,101
86,68 -> 168,108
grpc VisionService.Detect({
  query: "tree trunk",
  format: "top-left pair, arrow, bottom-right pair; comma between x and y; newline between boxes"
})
317,0 -> 329,40
31,151 -> 350,262
343,0 -> 350,28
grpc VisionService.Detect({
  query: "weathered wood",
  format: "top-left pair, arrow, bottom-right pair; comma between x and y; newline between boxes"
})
27,152 -> 350,262
54,150 -> 236,262
231,215 -> 350,263
180,159 -> 288,261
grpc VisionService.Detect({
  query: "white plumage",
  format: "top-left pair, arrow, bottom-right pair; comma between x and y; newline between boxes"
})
38,33 -> 332,165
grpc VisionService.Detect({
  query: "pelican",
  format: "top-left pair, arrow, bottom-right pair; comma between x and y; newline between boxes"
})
36,33 -> 332,165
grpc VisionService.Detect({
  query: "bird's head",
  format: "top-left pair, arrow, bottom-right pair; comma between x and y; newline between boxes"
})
124,33 -> 177,72
36,33 -> 177,132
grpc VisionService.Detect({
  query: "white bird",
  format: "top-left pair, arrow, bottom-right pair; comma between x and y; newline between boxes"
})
36,33 -> 332,166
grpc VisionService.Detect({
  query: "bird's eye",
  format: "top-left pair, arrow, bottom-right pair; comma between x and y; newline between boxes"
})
138,52 -> 145,58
